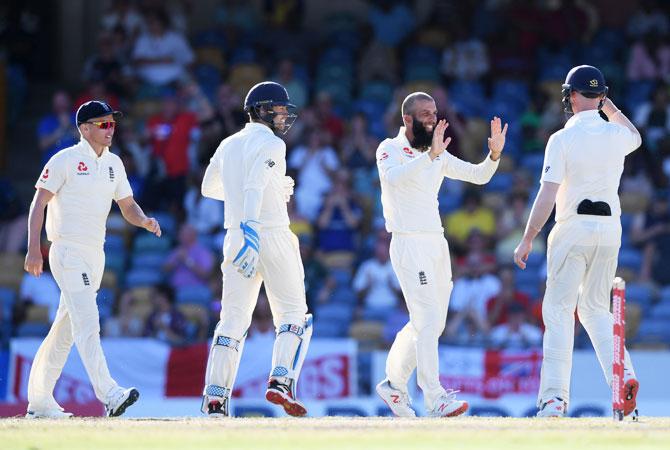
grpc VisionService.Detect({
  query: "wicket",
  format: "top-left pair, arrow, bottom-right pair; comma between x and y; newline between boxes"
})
612,277 -> 626,421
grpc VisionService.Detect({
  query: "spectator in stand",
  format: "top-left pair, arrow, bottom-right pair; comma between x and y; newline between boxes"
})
163,224 -> 215,290
633,84 -> 670,152
103,290 -> 144,337
495,191 -> 546,260
489,303 -> 543,350
247,290 -> 275,340
101,0 -> 145,40
626,33 -> 670,82
626,0 -> 670,39
74,79 -> 121,113
440,24 -> 489,81
0,178 -> 28,253
299,235 -> 327,311
132,8 -> 194,88
16,245 -> 60,324
274,58 -> 307,109
316,170 -> 363,255
486,265 -> 532,327
368,0 -> 416,47
353,237 -> 401,319
183,169 -> 225,244
315,92 -> 345,143
340,113 -> 378,172
445,252 -> 501,343
289,128 -> 340,220
144,92 -> 199,210
37,90 -> 78,164
82,33 -> 129,97
143,284 -> 188,345
198,83 -> 246,164
444,189 -> 496,252
631,191 -> 670,284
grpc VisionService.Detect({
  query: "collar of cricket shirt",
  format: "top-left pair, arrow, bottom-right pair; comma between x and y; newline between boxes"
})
396,126 -> 414,149
565,109 -> 602,129
245,122 -> 274,134
79,138 -> 110,160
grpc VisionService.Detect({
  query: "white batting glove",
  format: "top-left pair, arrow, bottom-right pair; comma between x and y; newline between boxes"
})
232,220 -> 260,278
282,176 -> 295,202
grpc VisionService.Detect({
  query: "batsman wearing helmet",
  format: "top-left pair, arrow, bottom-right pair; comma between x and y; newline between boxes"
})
200,82 -> 312,417
514,65 -> 641,417
375,92 -> 508,418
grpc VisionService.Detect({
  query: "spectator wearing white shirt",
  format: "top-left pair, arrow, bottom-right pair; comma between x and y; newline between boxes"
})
489,303 -> 543,350
288,128 -> 339,220
353,238 -> 401,319
132,9 -> 194,87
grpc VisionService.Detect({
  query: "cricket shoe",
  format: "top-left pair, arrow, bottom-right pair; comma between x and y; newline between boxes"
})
623,375 -> 639,417
375,379 -> 416,417
207,398 -> 230,418
106,387 -> 140,417
427,390 -> 468,418
537,397 -> 567,417
265,378 -> 307,417
25,408 -> 73,419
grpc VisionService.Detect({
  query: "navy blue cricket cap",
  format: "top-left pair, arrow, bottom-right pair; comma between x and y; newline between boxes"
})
76,100 -> 123,125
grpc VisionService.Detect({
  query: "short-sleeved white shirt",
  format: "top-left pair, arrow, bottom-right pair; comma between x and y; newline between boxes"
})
541,110 -> 642,223
376,127 -> 499,233
202,122 -> 289,229
36,139 -> 133,248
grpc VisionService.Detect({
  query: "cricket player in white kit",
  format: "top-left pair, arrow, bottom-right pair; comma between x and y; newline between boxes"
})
376,92 -> 508,417
200,82 -> 311,417
514,65 -> 641,417
24,100 -> 162,418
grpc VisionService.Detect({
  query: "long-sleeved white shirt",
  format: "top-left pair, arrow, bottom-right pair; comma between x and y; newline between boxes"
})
376,127 -> 499,233
201,122 -> 289,229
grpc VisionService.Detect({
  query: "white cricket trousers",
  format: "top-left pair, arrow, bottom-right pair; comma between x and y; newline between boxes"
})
386,232 -> 453,410
539,216 -> 635,407
27,241 -> 117,411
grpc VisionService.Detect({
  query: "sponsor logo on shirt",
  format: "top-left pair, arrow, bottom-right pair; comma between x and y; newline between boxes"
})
77,162 -> 89,175
419,271 -> 427,285
544,166 -> 550,173
40,169 -> 49,182
379,152 -> 389,161
402,147 -> 414,157
265,158 -> 275,169
109,166 -> 115,182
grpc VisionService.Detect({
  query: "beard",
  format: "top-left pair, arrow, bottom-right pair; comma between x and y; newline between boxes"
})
410,117 -> 434,151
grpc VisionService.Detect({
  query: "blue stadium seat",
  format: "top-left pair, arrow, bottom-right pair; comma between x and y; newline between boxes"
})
634,318 -> 670,344
650,302 -> 670,320
618,248 -> 642,271
104,234 -> 125,252
624,283 -> 654,310
312,320 -> 346,338
404,46 -> 439,66
316,303 -> 354,323
329,287 -> 357,306
659,286 -> 670,303
150,213 -> 177,238
0,287 -> 16,321
175,285 -> 213,307
131,251 -> 168,271
360,81 -> 394,104
16,322 -> 50,338
520,153 -> 545,173
484,172 -> 514,193
331,269 -> 353,288
125,268 -> 163,289
133,234 -> 171,253
105,252 -> 126,275
524,252 -> 545,270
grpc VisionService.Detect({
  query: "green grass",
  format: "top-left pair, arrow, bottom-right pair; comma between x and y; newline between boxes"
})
1,417 -> 668,450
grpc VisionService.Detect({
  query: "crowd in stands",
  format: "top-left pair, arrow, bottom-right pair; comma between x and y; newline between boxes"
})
2,0 -> 670,358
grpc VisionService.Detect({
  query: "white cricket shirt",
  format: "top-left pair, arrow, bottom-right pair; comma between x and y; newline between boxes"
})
376,127 -> 499,233
541,110 -> 642,223
36,139 -> 133,248
202,122 -> 289,229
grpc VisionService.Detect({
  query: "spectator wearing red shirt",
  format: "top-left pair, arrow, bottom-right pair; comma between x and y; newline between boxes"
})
144,93 -> 198,210
487,265 -> 531,327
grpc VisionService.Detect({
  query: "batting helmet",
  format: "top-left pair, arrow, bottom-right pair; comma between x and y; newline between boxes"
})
244,82 -> 297,134
561,65 -> 608,113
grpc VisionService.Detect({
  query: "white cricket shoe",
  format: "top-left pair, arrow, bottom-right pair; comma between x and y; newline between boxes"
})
106,387 -> 140,417
537,397 -> 567,417
25,409 -> 73,419
427,389 -> 468,418
376,379 -> 416,417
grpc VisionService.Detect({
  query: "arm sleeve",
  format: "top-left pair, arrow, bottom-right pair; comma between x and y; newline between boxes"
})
35,154 -> 67,194
243,137 -> 285,221
114,162 -> 134,201
540,134 -> 566,184
441,152 -> 499,185
376,143 -> 432,186
612,123 -> 642,155
201,151 -> 225,201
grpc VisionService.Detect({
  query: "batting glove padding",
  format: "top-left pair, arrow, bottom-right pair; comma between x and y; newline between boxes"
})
233,220 -> 260,278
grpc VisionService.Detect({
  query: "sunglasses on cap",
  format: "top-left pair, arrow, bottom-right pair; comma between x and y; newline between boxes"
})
85,120 -> 116,129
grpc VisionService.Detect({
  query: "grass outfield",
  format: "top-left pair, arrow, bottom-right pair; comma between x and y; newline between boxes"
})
1,417 -> 669,450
